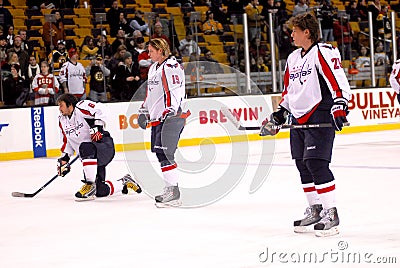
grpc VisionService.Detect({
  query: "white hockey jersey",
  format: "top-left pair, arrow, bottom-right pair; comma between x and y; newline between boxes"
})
280,43 -> 352,124
58,100 -> 109,156
389,59 -> 400,94
59,61 -> 87,96
142,56 -> 186,120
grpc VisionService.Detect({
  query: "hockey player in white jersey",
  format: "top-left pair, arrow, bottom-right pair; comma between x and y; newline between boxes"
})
388,59 -> 400,104
57,93 -> 141,201
138,38 -> 190,207
262,13 -> 352,236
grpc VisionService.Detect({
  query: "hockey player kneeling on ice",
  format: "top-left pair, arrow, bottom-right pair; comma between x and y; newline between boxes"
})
57,93 -> 142,201
140,38 -> 190,208
263,13 -> 352,237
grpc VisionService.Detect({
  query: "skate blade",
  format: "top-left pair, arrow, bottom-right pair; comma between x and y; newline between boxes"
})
74,195 -> 96,202
315,227 -> 339,237
155,200 -> 182,208
294,226 -> 314,233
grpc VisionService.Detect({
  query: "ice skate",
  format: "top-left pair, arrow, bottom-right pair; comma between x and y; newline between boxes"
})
294,204 -> 323,233
155,185 -> 181,208
119,174 -> 142,194
75,182 -> 96,201
314,207 -> 340,237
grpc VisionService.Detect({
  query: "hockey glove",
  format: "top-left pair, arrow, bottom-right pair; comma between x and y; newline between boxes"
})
90,126 -> 104,142
331,98 -> 348,131
138,107 -> 150,129
160,108 -> 175,122
260,107 -> 288,136
57,154 -> 71,177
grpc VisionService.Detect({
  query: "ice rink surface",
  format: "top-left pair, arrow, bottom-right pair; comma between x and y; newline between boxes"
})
1,130 -> 399,268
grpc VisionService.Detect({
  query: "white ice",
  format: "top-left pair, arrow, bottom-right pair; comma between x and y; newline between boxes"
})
1,130 -> 399,268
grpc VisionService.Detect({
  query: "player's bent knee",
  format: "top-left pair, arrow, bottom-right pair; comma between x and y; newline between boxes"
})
79,142 -> 97,159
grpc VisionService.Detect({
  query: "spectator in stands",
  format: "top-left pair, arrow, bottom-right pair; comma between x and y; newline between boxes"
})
376,5 -> 391,53
0,0 -> 13,30
347,1 -> 361,22
3,51 -> 19,72
96,34 -> 112,59
107,44 -> 127,100
319,0 -> 335,42
80,36 -> 99,60
111,28 -> 129,56
42,10 -> 65,53
154,14 -> 170,38
368,0 -> 381,37
117,11 -> 133,37
136,40 -> 152,85
255,55 -> 269,72
292,0 -> 308,17
5,25 -> 14,48
333,16 -> 353,60
374,41 -> 390,66
115,51 -> 140,101
85,55 -> 110,102
130,10 -> 150,36
202,11 -> 224,35
32,60 -> 59,106
249,37 -> 269,65
277,22 -> 296,60
59,48 -> 87,100
107,0 -> 123,37
18,30 -> 33,56
152,22 -> 171,49
27,55 -> 40,94
179,31 -> 201,57
48,39 -> 69,76
355,45 -> 370,69
3,63 -> 29,107
357,0 -> 369,21
0,34 -> 7,66
7,35 -> 29,79
202,49 -> 224,74
244,0 -> 264,42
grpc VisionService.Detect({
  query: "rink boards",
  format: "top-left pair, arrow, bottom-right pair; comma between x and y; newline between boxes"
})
1,87 -> 400,160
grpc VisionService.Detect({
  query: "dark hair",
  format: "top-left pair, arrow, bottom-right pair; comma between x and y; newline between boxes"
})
57,93 -> 78,108
289,13 -> 320,43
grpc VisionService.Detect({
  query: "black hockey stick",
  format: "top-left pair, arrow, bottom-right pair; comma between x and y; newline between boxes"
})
11,155 -> 79,198
221,106 -> 349,135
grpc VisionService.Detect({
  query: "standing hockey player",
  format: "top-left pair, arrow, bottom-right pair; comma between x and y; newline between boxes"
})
388,59 -> 400,104
57,93 -> 141,201
262,13 -> 352,236
138,38 -> 189,207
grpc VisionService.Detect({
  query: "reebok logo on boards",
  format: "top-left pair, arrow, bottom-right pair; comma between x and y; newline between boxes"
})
31,107 -> 47,157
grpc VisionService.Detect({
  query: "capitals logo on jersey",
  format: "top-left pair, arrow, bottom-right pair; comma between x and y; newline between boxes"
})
289,60 -> 312,85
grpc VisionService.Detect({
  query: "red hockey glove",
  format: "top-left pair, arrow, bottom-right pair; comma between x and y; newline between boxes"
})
90,126 -> 103,142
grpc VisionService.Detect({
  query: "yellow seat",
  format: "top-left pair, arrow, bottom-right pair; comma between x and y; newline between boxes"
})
349,21 -> 360,36
74,28 -> 92,38
74,8 -> 92,18
206,45 -> 225,54
73,17 -> 93,29
166,7 -> 182,16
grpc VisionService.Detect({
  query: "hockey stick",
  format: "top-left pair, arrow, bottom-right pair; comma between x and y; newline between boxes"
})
220,106 -> 350,134
11,155 -> 80,198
